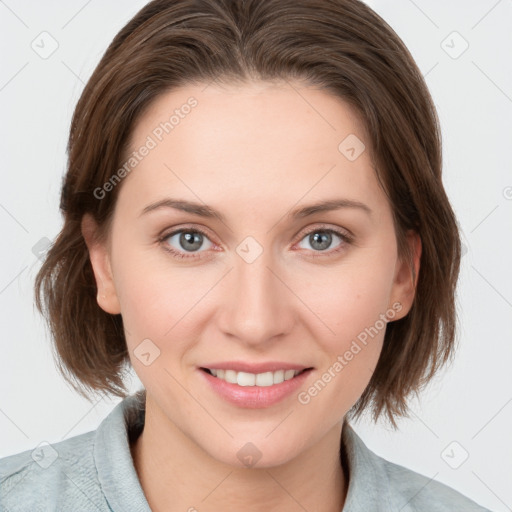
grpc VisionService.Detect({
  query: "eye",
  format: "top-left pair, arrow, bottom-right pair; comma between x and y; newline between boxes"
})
295,225 -> 353,258
159,224 -> 353,261
159,227 -> 214,260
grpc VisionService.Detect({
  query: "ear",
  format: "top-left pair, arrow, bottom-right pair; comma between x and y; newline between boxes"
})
388,230 -> 422,322
81,213 -> 121,315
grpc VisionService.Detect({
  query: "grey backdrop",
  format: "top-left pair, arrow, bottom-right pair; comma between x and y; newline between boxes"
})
0,1 -> 511,510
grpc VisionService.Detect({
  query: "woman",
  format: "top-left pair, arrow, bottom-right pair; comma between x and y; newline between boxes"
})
0,0 -> 493,510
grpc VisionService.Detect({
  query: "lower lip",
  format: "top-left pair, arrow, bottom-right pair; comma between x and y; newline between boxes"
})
198,368 -> 314,409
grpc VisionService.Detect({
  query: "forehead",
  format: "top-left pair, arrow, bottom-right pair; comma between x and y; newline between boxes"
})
120,80 -> 385,218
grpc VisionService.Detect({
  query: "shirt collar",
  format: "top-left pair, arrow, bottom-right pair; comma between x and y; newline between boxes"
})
94,391 -> 396,512
94,391 -> 151,512
341,420 -> 397,511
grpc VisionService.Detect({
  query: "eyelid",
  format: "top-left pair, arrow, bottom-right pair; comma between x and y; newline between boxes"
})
158,223 -> 215,242
159,222 -> 353,244
158,224 -> 217,259
293,223 -> 354,244
158,222 -> 354,259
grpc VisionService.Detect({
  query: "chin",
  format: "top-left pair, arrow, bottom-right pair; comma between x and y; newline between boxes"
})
205,434 -> 306,470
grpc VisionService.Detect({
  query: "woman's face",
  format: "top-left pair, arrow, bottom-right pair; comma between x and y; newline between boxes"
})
84,80 -> 420,467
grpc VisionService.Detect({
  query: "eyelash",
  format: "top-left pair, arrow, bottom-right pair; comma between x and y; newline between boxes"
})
158,224 -> 354,261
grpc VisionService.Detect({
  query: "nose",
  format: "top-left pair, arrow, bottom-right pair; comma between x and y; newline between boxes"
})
216,246 -> 295,348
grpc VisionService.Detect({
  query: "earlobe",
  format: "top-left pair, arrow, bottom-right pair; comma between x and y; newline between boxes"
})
388,230 -> 422,321
81,214 -> 121,315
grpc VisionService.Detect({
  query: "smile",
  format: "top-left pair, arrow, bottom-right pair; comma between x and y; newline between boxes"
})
198,366 -> 314,408
201,368 -> 310,387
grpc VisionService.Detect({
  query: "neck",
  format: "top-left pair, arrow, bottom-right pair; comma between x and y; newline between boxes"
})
130,398 -> 348,512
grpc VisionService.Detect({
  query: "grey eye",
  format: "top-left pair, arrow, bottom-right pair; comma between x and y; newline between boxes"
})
165,230 -> 213,253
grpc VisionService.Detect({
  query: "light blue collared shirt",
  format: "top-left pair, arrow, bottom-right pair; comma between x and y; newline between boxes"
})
0,391 -> 492,511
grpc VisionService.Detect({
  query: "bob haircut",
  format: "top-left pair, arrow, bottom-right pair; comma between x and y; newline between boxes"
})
35,0 -> 461,428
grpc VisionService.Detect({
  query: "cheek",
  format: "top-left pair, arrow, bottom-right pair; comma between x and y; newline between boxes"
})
118,274 -> 184,338
295,253 -> 396,349
114,263 -> 198,388
295,264 -> 392,414
308,252 -> 397,407
112,249 -> 213,353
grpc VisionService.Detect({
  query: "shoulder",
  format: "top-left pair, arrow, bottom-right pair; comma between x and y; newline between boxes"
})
342,423 -> 493,512
380,456 -> 492,512
0,430 -> 110,512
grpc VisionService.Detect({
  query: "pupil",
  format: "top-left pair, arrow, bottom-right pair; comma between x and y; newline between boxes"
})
311,231 -> 331,251
181,232 -> 202,251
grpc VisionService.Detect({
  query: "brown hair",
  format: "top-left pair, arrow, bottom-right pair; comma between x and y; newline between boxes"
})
35,0 -> 461,428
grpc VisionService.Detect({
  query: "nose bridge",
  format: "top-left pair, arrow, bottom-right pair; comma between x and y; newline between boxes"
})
219,241 -> 293,344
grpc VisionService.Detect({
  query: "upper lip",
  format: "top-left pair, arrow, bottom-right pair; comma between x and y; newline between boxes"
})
200,361 -> 313,373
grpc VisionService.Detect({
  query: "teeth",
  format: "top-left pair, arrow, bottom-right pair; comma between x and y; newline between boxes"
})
208,368 -> 303,386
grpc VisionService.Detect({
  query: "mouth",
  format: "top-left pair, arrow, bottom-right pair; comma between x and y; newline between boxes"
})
199,367 -> 313,387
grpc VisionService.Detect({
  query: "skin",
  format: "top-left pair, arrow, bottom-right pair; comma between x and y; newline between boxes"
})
82,80 -> 421,512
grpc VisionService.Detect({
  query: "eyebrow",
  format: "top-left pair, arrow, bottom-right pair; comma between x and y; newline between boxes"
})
139,197 -> 373,222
